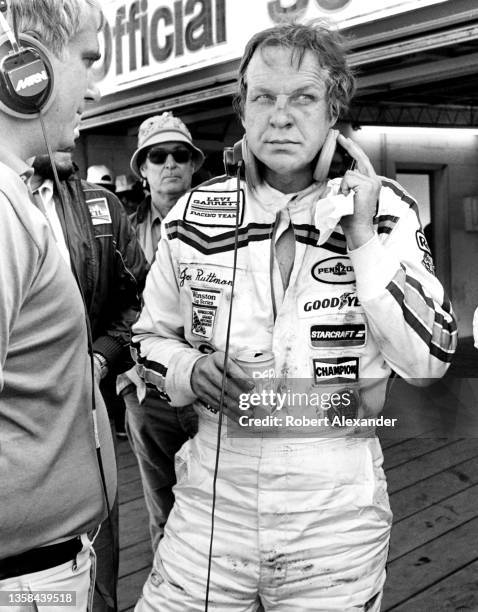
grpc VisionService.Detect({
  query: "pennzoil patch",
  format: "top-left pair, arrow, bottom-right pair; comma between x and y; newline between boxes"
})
191,287 -> 221,338
184,189 -> 244,227
87,197 -> 112,225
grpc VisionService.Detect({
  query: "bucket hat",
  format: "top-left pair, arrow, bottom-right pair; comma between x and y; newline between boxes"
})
130,112 -> 204,178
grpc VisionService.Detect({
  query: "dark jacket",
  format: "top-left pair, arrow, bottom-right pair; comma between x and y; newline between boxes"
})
54,174 -> 148,375
130,194 -> 151,227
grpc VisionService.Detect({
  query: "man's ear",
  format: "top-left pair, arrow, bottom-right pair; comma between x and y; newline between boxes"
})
328,107 -> 339,128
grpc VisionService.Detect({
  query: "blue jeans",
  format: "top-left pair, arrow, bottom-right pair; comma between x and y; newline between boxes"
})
123,386 -> 198,552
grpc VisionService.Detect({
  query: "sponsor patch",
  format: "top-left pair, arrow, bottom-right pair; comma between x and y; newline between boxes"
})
416,230 -> 432,255
300,291 -> 360,317
190,287 -> 221,339
178,264 -> 234,288
87,197 -> 112,225
310,323 -> 367,348
422,253 -> 436,276
311,256 -> 355,284
184,189 -> 245,227
313,357 -> 359,384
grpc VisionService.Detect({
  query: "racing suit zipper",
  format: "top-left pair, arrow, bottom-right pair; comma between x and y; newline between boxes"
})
270,212 -> 281,322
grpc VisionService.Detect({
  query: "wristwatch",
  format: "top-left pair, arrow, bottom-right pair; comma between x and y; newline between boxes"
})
93,352 -> 108,380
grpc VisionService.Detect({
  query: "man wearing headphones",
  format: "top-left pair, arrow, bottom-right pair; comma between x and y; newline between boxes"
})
132,22 -> 457,611
0,1 -> 116,608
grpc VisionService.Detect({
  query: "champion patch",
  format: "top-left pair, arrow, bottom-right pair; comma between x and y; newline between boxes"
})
311,256 -> 355,285
190,287 -> 221,339
310,323 -> 367,348
313,357 -> 359,384
184,189 -> 244,227
87,197 -> 111,225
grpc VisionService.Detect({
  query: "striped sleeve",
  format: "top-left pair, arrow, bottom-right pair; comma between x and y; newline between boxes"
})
387,264 -> 456,364
131,221 -> 203,406
349,183 -> 457,382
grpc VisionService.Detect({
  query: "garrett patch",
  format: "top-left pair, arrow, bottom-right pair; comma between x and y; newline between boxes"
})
184,189 -> 244,227
87,197 -> 111,225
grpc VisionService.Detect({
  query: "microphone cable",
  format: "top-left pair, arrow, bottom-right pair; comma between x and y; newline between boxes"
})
204,160 -> 243,612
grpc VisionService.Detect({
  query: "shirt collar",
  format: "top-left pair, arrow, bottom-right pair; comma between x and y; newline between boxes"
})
35,178 -> 54,205
0,144 -> 33,183
150,206 -> 163,225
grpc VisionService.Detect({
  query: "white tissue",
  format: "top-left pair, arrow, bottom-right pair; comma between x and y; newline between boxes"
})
314,191 -> 355,245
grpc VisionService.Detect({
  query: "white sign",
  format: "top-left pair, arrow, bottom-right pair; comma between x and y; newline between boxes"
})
93,0 -> 449,97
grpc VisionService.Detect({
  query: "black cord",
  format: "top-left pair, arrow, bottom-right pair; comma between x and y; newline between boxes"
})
204,161 -> 243,611
10,0 -> 18,47
38,113 -> 118,611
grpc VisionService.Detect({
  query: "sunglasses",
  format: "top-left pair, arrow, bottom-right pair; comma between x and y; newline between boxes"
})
147,147 -> 192,165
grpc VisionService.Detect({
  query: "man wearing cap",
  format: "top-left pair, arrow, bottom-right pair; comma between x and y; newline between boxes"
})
119,111 -> 205,551
115,173 -> 142,214
87,163 -> 116,193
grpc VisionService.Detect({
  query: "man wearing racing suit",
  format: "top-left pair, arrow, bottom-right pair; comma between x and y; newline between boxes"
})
131,23 -> 457,612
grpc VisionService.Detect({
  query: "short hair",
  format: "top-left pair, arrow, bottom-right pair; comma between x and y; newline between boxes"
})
9,0 -> 103,57
233,21 -> 355,121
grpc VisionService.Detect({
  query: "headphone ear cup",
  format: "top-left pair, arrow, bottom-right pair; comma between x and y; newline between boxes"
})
0,33 -> 54,118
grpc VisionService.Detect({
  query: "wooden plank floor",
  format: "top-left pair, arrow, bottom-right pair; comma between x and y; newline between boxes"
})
117,441 -> 151,612
117,435 -> 478,611
118,335 -> 478,610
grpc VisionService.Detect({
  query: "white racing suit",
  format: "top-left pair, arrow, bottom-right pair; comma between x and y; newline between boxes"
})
132,175 -> 457,611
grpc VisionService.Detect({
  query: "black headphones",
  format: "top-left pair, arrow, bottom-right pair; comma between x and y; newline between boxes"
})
0,0 -> 54,118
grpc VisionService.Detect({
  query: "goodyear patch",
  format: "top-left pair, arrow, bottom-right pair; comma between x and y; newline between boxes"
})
87,197 -> 112,226
310,322 -> 367,348
184,189 -> 244,227
299,291 -> 361,318
191,287 -> 221,339
313,357 -> 359,384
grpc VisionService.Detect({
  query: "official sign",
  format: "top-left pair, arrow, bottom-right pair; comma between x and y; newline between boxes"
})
92,0 -> 448,97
